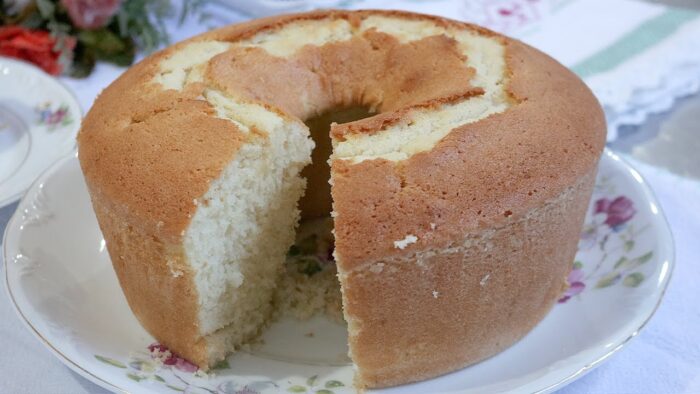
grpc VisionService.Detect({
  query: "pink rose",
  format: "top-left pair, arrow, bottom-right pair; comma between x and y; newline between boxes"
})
60,0 -> 122,30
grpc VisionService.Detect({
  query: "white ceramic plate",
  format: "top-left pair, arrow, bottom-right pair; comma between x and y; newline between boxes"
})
3,149 -> 673,394
0,57 -> 81,208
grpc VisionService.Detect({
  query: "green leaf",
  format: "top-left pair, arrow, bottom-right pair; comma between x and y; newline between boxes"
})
154,375 -> 166,382
78,29 -> 127,54
75,29 -> 136,67
325,380 -> 344,388
94,355 -> 127,368
573,261 -> 583,270
21,14 -> 45,29
288,386 -> 307,393
595,272 -> 621,288
635,251 -> 653,264
69,46 -> 97,79
307,375 -> 318,386
613,256 -> 628,269
212,359 -> 230,370
102,45 -> 136,67
127,373 -> 144,382
35,0 -> 55,18
166,385 -> 185,392
624,240 -> 635,252
115,0 -> 173,54
316,390 -> 333,394
623,272 -> 645,287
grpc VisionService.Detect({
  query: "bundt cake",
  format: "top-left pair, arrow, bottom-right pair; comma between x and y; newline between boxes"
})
77,9 -> 606,389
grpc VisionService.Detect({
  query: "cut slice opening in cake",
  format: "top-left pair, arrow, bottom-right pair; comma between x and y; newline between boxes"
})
183,99 -> 376,364
274,106 -> 375,323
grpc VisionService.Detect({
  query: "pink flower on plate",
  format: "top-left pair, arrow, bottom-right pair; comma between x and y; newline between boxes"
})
148,343 -> 198,373
60,0 -> 122,30
594,196 -> 636,230
558,268 -> 586,303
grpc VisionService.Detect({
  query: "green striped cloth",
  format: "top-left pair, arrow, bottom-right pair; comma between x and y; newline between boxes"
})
572,8 -> 697,78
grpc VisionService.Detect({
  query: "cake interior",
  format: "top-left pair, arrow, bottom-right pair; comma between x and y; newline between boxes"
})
182,107 -> 307,362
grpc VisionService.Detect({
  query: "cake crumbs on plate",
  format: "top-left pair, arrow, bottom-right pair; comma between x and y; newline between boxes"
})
432,290 -> 439,298
394,234 -> 418,249
305,331 -> 315,337
149,347 -> 172,364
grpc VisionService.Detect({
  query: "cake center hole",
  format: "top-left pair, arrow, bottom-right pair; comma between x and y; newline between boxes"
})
299,106 -> 375,220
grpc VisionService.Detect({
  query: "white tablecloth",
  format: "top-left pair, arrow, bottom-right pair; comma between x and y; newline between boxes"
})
2,1 -> 700,392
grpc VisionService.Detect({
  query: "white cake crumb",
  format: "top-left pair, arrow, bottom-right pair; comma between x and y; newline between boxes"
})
394,234 -> 418,249
167,260 -> 184,278
149,347 -> 172,363
194,369 -> 210,378
432,290 -> 439,298
369,263 -> 384,273
480,274 -> 491,286
193,198 -> 198,206
430,223 -> 436,230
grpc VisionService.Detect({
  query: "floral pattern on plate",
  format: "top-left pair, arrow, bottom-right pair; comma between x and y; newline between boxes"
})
0,57 -> 81,207
559,175 -> 654,303
35,102 -> 73,129
95,343 -> 348,394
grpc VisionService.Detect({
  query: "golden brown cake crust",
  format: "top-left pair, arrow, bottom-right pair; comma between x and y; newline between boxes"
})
332,37 -> 606,270
337,170 -> 596,388
78,8 -> 606,389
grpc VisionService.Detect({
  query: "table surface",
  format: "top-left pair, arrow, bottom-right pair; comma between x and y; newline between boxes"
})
2,2 -> 700,393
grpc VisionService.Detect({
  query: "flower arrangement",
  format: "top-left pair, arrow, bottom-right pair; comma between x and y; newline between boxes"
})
0,0 -> 206,77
